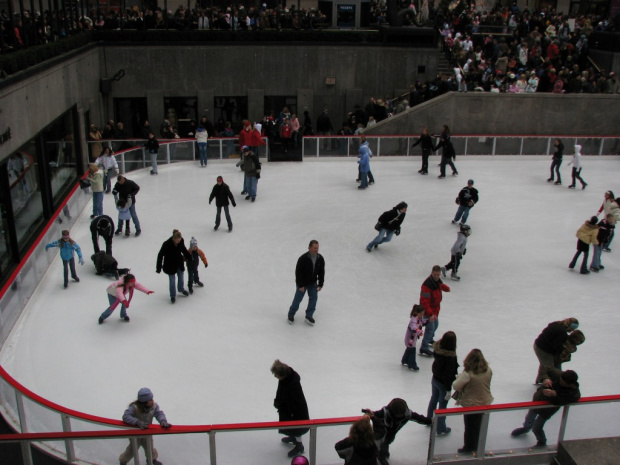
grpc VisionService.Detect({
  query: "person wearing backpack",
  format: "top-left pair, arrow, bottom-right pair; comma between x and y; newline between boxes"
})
366,202 -> 408,252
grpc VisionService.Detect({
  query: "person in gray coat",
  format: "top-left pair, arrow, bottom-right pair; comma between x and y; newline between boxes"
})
119,388 -> 171,465
441,224 -> 471,281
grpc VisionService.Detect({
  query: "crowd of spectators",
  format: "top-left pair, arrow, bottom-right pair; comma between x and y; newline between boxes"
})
437,4 -> 620,94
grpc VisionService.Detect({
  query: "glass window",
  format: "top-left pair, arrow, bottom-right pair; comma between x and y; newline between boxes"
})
214,96 -> 248,133
7,142 -> 44,253
42,111 -> 79,208
164,97 -> 197,137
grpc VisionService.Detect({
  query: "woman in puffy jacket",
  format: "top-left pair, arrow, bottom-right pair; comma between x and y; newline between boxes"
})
596,190 -> 620,251
98,273 -> 153,324
569,216 -> 599,274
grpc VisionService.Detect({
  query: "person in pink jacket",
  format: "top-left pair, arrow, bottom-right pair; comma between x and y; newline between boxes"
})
98,273 -> 153,324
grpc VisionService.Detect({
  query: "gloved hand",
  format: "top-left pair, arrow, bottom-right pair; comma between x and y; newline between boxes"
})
394,228 -> 401,236
463,248 -> 467,256
79,258 -> 85,266
156,269 -> 161,274
138,421 -> 149,430
232,203 -> 237,207
45,245 -> 51,251
456,253 -> 463,259
209,201 -> 212,205
147,291 -> 154,295
160,421 -> 171,429
204,264 -> 208,268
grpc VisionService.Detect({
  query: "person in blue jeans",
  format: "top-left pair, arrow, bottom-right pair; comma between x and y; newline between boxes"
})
419,266 -> 451,356
427,331 -> 459,435
45,229 -> 84,288
288,240 -> 325,326
367,202 -> 407,252
195,126 -> 208,167
452,179 -> 479,225
98,273 -> 153,324
156,229 -> 193,303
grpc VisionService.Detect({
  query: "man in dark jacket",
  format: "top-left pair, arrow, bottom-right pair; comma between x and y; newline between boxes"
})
511,368 -> 581,446
112,175 -> 141,236
419,266 -> 451,356
316,108 -> 334,151
156,230 -> 193,303
90,215 -> 115,255
366,202 -> 408,252
209,175 -> 236,232
452,179 -> 479,225
287,240 -> 325,326
411,128 -> 436,175
363,398 -> 431,465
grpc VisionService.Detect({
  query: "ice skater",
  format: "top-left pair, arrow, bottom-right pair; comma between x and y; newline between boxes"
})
401,304 -> 425,371
356,136 -> 375,186
334,414 -> 385,465
452,180 -> 478,225
144,132 -> 160,174
271,359 -> 310,458
426,331 -> 459,435
434,125 -> 458,178
511,369 -> 580,447
366,202 -> 407,252
361,398 -> 431,465
98,273 -> 153,324
419,266 -> 451,356
411,128 -> 435,175
187,237 -> 208,290
156,229 -> 193,303
91,251 -> 127,278
567,144 -> 587,189
568,216 -> 599,274
209,175 -> 236,232
590,214 -> 615,271
119,388 -> 170,465
116,198 -> 132,237
547,138 -> 564,185
87,163 -> 104,218
90,215 -> 114,255
533,318 -> 579,384
357,137 -> 371,189
45,230 -> 84,288
596,191 -> 620,252
112,175 -> 141,236
441,224 -> 471,281
287,240 -> 325,326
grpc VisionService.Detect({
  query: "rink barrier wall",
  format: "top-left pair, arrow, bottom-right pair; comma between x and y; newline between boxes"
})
1,357 -> 620,465
1,139 -> 619,465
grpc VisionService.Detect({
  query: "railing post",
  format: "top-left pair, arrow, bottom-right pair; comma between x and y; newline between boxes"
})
15,391 -> 28,433
301,136 -> 305,161
166,144 -> 171,165
427,418 -> 438,465
145,435 -> 154,465
464,137 -> 468,156
309,425 -> 317,465
377,138 -> 381,157
209,430 -> 217,465
120,153 -> 126,174
130,437 -> 140,465
141,148 -> 146,170
475,412 -> 490,456
519,137 -> 524,156
546,137 -> 551,156
557,405 -> 571,443
599,138 -> 604,156
492,137 -> 497,156
20,440 -> 33,465
61,414 -> 76,462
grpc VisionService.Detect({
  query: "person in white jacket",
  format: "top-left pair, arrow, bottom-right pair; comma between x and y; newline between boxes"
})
98,273 -> 153,324
441,224 -> 471,281
567,144 -> 587,189
195,126 -> 209,167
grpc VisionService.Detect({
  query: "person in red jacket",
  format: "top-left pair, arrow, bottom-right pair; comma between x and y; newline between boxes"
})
419,265 -> 451,356
250,121 -> 266,157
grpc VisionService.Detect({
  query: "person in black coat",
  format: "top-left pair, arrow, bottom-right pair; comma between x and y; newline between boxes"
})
548,138 -> 564,184
90,215 -> 115,255
287,240 -> 325,326
533,318 -> 579,384
335,414 -> 385,465
271,359 -> 310,458
511,368 -> 581,446
208,175 -> 236,232
426,331 -> 459,435
452,180 -> 479,225
112,175 -> 142,236
156,229 -> 193,303
366,202 -> 408,252
411,128 -> 436,175
434,125 -> 458,178
362,398 -> 431,465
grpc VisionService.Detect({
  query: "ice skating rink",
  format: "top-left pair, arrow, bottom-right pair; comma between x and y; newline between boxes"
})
1,155 -> 619,465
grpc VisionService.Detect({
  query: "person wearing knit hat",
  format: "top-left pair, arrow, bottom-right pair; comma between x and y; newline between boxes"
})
98,273 -> 153,324
45,230 -> 84,289
209,175 -> 237,232
511,368 -> 580,447
187,236 -> 208,289
452,180 -> 479,225
119,388 -> 171,465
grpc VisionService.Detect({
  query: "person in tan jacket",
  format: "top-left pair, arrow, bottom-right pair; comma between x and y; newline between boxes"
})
452,349 -> 493,455
569,216 -> 599,274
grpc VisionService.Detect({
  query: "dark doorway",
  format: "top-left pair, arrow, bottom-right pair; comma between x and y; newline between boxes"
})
214,96 -> 248,134
263,96 -> 297,120
113,98 -> 148,138
163,97 -> 198,138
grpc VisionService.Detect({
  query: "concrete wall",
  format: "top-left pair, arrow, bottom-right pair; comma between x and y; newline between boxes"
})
0,48 -> 103,165
364,92 -> 620,136
99,44 -> 437,125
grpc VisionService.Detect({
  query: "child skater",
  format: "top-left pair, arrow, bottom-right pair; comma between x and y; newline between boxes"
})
45,230 -> 84,288
116,198 -> 132,237
98,273 -> 153,324
401,304 -> 425,371
567,144 -> 587,190
441,224 -> 471,281
187,237 -> 208,291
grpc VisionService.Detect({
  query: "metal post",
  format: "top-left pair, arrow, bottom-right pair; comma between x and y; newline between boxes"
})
15,391 -> 29,433
141,148 -> 146,170
546,137 -> 551,156
301,136 -> 304,160
309,425 -> 317,465
492,137 -> 497,156
377,138 -> 381,157
557,405 -> 571,443
406,137 -> 410,156
599,138 -> 604,156
519,137 -> 524,156
464,137 -> 468,156
316,138 -> 319,158
166,144 -> 171,165
61,415 -> 76,462
145,435 -> 154,465
130,437 -> 141,465
209,430 -> 217,465
475,412 -> 490,456
427,418 -> 438,464
21,441 -> 34,465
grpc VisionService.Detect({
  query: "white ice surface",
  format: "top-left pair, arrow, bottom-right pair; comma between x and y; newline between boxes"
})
1,156 -> 620,465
